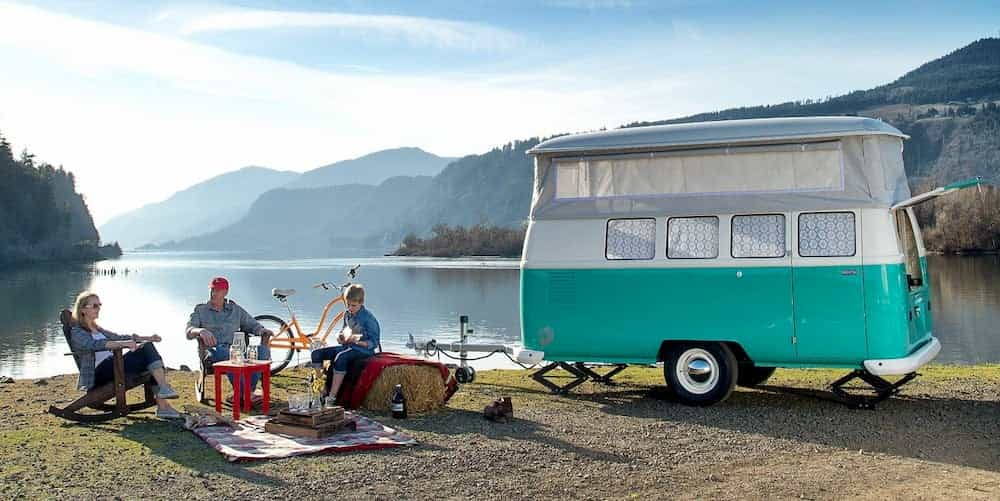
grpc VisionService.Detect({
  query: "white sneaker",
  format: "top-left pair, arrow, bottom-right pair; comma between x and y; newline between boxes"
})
156,385 -> 179,399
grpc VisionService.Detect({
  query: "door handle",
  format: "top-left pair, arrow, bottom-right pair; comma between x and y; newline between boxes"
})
839,269 -> 857,276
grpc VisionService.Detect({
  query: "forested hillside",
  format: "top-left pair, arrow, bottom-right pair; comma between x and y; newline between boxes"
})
386,140 -> 539,244
0,131 -> 117,266
388,38 -> 1000,254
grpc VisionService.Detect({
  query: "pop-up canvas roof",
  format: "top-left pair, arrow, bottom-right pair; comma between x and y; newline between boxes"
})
528,117 -> 911,219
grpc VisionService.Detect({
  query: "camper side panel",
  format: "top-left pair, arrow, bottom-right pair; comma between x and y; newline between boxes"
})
520,218 -> 796,364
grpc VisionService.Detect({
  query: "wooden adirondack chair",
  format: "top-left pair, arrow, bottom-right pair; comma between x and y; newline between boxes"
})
48,309 -> 157,423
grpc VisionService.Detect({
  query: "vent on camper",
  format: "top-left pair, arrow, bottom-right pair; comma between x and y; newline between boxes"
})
548,271 -> 578,309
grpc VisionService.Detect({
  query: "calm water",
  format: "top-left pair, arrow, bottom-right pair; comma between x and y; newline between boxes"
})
1,253 -> 999,379
0,252 -> 522,379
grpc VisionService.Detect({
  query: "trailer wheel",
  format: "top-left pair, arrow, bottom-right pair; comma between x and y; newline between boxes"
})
737,365 -> 776,387
663,343 -> 738,406
456,366 -> 476,384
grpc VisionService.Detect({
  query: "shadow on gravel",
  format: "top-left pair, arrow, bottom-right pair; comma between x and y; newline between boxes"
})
588,384 -> 1000,472
400,408 -> 627,463
114,418 -> 290,487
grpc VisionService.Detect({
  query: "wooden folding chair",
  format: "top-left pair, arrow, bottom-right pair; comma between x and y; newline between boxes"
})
194,337 -> 213,404
47,309 -> 157,423
193,332 -> 254,404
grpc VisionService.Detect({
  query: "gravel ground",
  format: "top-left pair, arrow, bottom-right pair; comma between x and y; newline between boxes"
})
1,365 -> 998,500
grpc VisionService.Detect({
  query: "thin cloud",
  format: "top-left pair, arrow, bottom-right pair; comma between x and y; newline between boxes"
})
164,7 -> 525,52
0,2 -> 652,223
545,0 -> 635,8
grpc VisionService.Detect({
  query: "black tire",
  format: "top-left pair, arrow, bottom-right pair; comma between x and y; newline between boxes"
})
455,366 -> 475,384
737,365 -> 776,387
663,342 -> 738,406
253,314 -> 296,375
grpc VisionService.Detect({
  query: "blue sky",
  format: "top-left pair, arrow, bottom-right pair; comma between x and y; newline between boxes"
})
0,0 -> 997,224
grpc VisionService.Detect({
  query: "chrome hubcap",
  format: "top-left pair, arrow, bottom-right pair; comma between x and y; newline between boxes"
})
687,359 -> 713,381
675,348 -> 720,395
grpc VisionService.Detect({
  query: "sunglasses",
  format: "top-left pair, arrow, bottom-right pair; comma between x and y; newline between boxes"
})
86,303 -> 102,309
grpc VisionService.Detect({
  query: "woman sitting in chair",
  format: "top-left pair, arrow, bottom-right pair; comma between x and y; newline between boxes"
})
69,291 -> 181,419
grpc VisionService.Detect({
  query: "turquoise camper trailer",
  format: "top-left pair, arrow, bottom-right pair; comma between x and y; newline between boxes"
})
519,117 -> 981,406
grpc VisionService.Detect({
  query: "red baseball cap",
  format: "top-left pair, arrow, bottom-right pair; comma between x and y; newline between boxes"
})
210,277 -> 230,290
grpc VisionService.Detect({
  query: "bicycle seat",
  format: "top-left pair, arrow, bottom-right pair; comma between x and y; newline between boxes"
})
271,288 -> 296,299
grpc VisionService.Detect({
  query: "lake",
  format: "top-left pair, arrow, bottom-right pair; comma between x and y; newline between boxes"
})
1,252 -> 999,379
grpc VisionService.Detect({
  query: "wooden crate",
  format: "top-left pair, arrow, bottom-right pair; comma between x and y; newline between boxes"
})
275,406 -> 345,427
264,418 -> 357,439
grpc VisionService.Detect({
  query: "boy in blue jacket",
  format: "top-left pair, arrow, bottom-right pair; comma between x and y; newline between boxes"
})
311,283 -> 380,399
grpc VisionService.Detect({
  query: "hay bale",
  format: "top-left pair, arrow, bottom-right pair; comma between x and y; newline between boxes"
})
360,365 -> 446,414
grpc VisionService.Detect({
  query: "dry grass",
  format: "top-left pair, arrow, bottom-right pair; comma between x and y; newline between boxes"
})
360,365 -> 446,414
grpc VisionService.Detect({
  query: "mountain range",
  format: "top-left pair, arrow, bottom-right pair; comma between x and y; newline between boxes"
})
100,147 -> 454,249
102,38 -> 1000,255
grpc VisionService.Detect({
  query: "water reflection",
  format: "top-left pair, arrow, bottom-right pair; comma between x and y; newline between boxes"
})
0,264 -> 94,378
928,255 -> 1000,365
1,253 -> 998,379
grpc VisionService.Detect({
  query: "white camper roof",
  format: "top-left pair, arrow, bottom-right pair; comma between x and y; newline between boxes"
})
528,117 -> 912,220
528,116 -> 907,155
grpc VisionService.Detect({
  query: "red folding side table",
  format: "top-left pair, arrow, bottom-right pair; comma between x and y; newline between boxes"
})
213,360 -> 270,420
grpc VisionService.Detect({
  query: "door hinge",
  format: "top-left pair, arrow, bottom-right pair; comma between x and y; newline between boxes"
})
791,335 -> 797,344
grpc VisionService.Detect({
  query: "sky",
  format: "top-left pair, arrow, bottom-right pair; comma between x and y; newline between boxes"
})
0,1 -> 997,226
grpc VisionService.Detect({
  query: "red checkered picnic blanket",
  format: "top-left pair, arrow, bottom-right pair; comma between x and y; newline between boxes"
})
192,412 -> 416,462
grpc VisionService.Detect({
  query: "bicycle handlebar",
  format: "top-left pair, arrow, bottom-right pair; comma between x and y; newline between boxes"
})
311,264 -> 361,292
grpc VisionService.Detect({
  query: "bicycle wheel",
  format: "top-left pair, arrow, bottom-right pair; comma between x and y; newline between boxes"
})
253,314 -> 296,375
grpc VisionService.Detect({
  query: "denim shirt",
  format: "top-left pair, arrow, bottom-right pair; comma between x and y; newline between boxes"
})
343,306 -> 380,355
69,325 -> 133,390
186,299 -> 263,347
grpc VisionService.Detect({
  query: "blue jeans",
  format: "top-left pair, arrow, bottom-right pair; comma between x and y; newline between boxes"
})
94,342 -> 164,387
209,343 -> 270,391
311,345 -> 371,373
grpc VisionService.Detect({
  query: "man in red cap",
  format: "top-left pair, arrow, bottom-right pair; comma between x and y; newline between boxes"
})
186,276 -> 273,405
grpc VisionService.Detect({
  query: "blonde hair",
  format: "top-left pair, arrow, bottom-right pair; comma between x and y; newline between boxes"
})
344,283 -> 365,303
72,290 -> 100,331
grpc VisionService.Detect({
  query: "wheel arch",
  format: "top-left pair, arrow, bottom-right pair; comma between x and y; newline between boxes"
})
657,339 -> 751,364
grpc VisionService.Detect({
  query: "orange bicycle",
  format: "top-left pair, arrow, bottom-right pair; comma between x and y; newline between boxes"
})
252,264 -> 361,375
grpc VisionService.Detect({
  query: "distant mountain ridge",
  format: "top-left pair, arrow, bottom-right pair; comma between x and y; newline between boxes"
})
282,147 -> 454,190
164,175 -> 435,255
99,166 -> 299,248
102,147 -> 455,249
628,38 -> 1000,128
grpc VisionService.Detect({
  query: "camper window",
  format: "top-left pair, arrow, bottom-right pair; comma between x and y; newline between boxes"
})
798,212 -> 856,257
667,216 -> 719,259
606,218 -> 656,260
552,142 -> 844,200
732,214 -> 786,258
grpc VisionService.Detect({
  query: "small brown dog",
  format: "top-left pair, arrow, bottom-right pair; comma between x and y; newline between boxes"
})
483,396 -> 513,423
